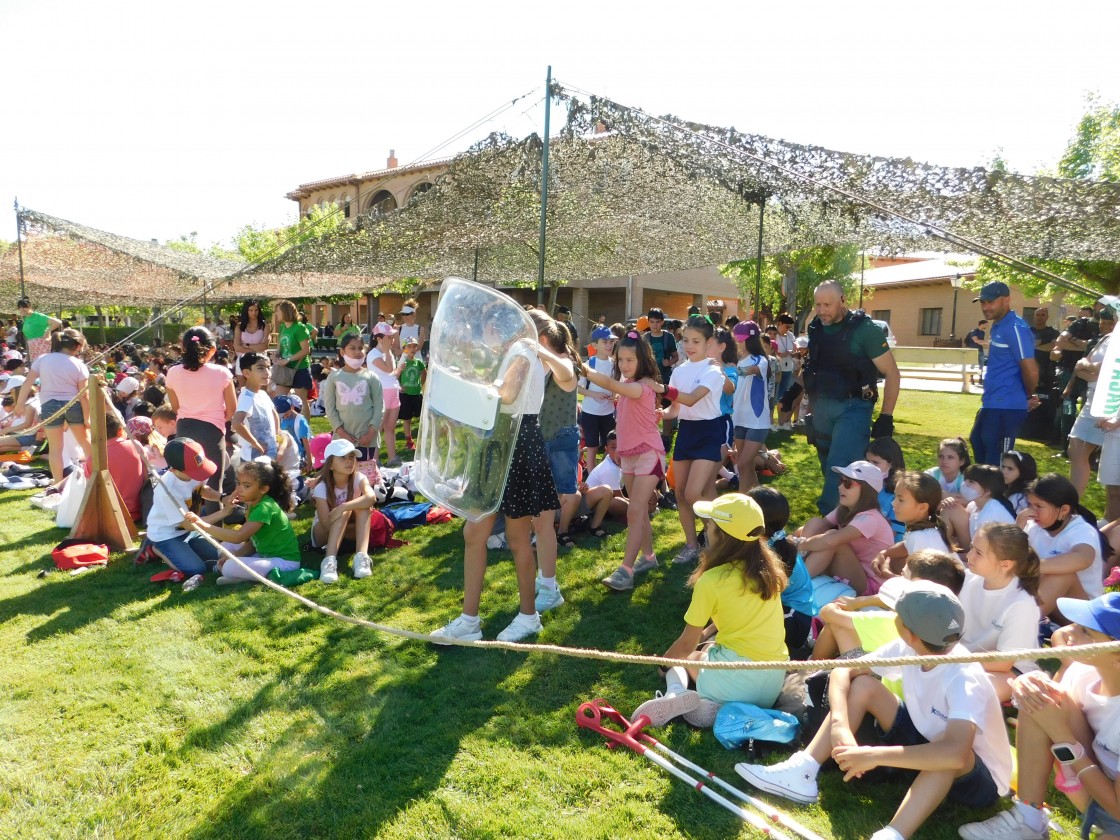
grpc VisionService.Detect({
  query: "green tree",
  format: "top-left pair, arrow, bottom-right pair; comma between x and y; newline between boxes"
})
232,202 -> 347,264
721,244 -> 863,325
975,98 -> 1120,302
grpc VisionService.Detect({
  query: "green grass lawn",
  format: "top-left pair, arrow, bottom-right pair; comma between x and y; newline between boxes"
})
0,392 -> 1091,839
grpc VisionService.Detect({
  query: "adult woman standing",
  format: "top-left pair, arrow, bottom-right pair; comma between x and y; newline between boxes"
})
17,297 -> 62,362
233,299 -> 269,383
273,299 -> 313,421
11,327 -> 92,483
165,327 -> 236,511
336,311 -> 361,341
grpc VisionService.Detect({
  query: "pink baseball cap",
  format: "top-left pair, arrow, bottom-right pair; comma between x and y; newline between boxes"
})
373,322 -> 397,336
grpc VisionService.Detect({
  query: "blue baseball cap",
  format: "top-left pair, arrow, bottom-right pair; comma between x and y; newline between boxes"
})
273,396 -> 294,414
591,326 -> 614,342
1057,593 -> 1120,640
972,281 -> 1011,302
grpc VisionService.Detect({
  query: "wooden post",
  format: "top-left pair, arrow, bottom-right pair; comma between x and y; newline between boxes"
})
69,377 -> 139,551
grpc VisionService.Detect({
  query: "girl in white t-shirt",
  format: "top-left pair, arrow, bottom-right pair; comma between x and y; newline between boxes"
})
871,471 -> 952,580
1001,449 -> 1038,514
662,315 -> 727,565
730,321 -> 769,492
960,522 -> 1043,701
943,463 -> 1016,551
311,438 -> 377,583
366,323 -> 402,466
1018,473 -> 1105,616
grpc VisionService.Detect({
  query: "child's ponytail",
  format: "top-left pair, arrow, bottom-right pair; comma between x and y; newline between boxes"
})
181,327 -> 215,371
241,457 -> 295,512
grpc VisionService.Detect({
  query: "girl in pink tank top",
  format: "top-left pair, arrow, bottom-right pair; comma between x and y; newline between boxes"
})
580,330 -> 667,591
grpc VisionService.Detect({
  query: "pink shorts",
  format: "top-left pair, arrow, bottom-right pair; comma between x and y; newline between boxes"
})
621,450 -> 666,478
383,388 -> 401,411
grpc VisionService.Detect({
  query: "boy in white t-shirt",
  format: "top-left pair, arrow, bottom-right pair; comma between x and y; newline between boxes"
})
232,352 -> 282,461
737,581 -> 1011,840
960,592 -> 1120,840
577,326 -> 617,466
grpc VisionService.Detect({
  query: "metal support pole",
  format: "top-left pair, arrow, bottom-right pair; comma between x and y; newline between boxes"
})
951,287 -> 959,339
859,253 -> 865,309
14,198 -> 26,300
473,246 -> 480,282
754,200 -> 764,319
536,65 -> 552,308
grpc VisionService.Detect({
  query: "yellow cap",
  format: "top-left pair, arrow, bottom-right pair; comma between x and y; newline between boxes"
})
692,494 -> 765,541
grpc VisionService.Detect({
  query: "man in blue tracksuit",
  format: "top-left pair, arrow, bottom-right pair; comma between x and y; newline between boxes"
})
969,281 -> 1039,465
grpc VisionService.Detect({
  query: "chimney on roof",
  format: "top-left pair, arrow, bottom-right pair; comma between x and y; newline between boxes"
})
387,149 -> 398,169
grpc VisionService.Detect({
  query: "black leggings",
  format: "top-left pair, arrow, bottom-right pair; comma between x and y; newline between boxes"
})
176,417 -> 228,514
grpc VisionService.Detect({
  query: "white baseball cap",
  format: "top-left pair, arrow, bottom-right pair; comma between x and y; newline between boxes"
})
1,375 -> 26,395
831,460 -> 884,493
323,438 -> 358,460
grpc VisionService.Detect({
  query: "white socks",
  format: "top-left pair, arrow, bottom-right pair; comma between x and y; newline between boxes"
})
459,613 -> 481,628
664,666 -> 689,696
869,828 -> 904,840
539,575 -> 558,590
1014,800 -> 1048,832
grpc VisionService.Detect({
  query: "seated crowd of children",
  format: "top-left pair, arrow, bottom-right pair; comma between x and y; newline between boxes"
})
6,298 -> 1120,840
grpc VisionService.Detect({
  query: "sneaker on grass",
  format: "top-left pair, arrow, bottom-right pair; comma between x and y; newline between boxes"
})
602,565 -> 634,591
734,753 -> 819,805
534,585 -> 565,613
958,807 -> 1049,840
632,690 -> 701,727
496,611 -> 542,642
672,545 -> 700,565
431,615 -> 483,644
632,553 -> 659,575
682,698 -> 721,728
352,552 -> 372,579
320,555 -> 339,584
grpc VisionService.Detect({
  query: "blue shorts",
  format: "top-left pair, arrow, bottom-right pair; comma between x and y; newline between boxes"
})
734,425 -> 769,443
673,417 -> 724,462
721,414 -> 734,449
875,704 -> 999,809
544,424 -> 580,495
578,411 -> 615,449
13,432 -> 38,447
1082,800 -> 1120,839
291,368 -> 314,390
40,398 -> 85,429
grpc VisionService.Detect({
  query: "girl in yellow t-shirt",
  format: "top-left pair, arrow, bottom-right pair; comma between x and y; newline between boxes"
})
633,493 -> 789,728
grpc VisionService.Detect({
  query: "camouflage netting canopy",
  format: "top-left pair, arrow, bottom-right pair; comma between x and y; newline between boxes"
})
7,83 -> 1120,306
252,84 -> 1120,286
0,209 -> 393,307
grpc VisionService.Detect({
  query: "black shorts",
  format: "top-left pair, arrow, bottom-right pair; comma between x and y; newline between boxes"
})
578,411 -> 615,448
399,392 -> 423,421
875,705 -> 1000,809
292,368 -> 313,390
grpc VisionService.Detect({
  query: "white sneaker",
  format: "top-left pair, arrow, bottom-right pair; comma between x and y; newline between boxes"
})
632,553 -> 659,574
534,585 -> 565,613
958,808 -> 1048,840
431,615 -> 483,644
496,611 -> 542,642
632,690 -> 701,727
602,565 -> 634,591
672,545 -> 700,565
486,532 -> 509,550
682,698 -> 721,728
352,552 -> 372,579
735,753 -> 819,804
320,555 -> 339,584
780,422 -> 793,431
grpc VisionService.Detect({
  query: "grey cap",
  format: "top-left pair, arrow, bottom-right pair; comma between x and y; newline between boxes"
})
895,581 -> 965,648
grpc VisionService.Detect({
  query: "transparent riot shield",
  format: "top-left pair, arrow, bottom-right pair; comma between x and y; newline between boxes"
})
416,277 -> 538,521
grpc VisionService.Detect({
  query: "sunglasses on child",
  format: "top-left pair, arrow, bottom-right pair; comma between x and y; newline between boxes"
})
840,477 -> 860,489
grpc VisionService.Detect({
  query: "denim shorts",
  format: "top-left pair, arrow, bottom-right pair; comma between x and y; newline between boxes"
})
13,432 -> 38,447
544,424 -> 580,495
40,398 -> 85,429
734,425 -> 769,443
875,704 -> 999,809
1082,800 -> 1120,839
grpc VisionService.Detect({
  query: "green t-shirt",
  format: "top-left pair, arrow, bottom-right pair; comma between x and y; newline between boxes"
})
247,495 -> 299,562
279,322 -> 312,369
21,311 -> 50,340
399,357 -> 426,395
818,313 -> 890,360
336,323 -> 361,340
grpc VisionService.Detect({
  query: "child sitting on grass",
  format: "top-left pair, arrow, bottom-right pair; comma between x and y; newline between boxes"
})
310,438 -> 377,584
959,592 -> 1120,840
187,458 -> 301,585
941,463 -> 1015,552
631,494 -> 788,729
738,581 -> 1012,840
870,471 -> 951,580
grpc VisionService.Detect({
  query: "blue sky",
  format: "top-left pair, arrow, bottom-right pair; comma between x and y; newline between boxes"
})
1,0 -> 1116,249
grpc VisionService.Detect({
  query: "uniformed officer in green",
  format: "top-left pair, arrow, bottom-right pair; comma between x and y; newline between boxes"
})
803,281 -> 900,514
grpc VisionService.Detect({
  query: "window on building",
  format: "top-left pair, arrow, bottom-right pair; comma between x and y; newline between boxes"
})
407,182 -> 433,205
872,309 -> 891,323
343,195 -> 352,218
920,308 -> 943,336
367,190 -> 397,215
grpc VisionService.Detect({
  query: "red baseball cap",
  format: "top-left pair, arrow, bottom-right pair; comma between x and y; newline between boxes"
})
164,437 -> 217,481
